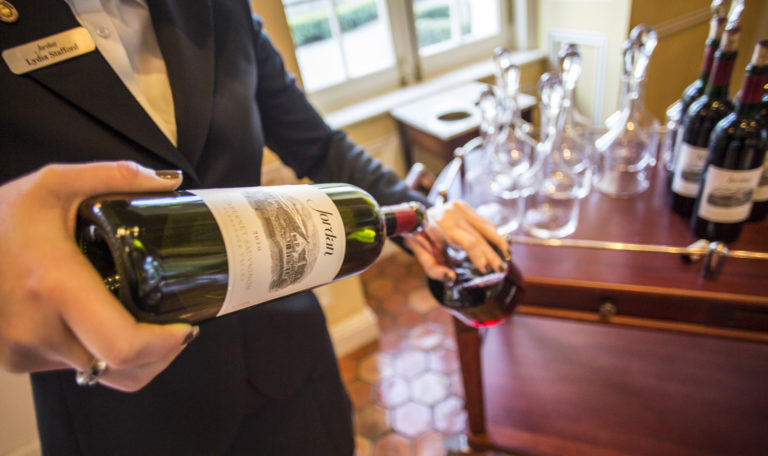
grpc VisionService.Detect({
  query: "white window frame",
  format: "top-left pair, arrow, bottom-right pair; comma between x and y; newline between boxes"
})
304,0 -> 529,114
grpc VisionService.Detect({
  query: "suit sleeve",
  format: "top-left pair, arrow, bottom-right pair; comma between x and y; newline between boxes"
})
250,15 -> 428,207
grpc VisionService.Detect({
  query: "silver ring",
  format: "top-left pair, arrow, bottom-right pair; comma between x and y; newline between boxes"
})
75,359 -> 107,387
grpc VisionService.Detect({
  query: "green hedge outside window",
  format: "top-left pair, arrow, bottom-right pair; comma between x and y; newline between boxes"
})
289,1 -> 380,47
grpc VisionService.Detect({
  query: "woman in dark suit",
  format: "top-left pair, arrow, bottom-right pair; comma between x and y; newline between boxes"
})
0,1 -> 508,454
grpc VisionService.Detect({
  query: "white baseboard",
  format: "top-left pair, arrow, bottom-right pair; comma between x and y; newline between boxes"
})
328,306 -> 380,358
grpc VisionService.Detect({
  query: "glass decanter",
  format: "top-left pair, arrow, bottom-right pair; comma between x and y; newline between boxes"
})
464,86 -> 524,234
604,25 -> 661,163
537,71 -> 564,142
552,43 -> 592,198
491,52 -> 536,188
522,83 -> 581,239
493,46 -> 535,137
594,26 -> 660,197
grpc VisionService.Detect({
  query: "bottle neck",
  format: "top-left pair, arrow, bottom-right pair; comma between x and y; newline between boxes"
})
705,51 -> 738,98
698,39 -> 719,82
735,70 -> 768,115
382,202 -> 426,237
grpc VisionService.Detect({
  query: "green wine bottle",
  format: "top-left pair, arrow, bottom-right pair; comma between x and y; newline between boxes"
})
77,183 -> 425,324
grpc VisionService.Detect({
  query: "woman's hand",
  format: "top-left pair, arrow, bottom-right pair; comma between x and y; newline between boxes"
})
0,162 -> 198,392
404,199 -> 510,281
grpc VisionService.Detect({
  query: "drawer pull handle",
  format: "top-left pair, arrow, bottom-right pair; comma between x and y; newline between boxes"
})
599,301 -> 617,321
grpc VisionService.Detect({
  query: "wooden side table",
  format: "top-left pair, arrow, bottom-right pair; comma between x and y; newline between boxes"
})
390,82 -> 536,170
466,314 -> 768,456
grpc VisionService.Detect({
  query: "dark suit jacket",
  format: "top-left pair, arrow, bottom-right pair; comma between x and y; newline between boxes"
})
1,0 -> 426,454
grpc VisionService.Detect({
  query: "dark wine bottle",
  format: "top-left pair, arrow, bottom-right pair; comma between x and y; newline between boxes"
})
691,41 -> 768,242
670,26 -> 740,216
747,88 -> 768,222
77,183 -> 425,324
667,16 -> 727,182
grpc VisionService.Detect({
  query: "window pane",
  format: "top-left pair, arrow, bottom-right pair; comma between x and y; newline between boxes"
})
461,0 -> 499,40
414,0 -> 499,54
283,0 -> 395,93
337,0 -> 395,79
413,0 -> 452,49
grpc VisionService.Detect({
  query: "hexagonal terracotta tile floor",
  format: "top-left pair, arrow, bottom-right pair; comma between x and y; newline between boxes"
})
341,249 -> 500,456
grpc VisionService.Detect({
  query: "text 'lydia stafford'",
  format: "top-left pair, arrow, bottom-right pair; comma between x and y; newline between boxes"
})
26,41 -> 80,66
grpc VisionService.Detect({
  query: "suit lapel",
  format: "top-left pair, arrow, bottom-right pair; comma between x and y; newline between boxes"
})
2,0 -> 200,179
148,0 -> 215,170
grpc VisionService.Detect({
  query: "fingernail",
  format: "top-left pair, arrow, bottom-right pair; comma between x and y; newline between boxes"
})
485,265 -> 493,275
156,169 -> 183,180
443,272 -> 455,283
182,326 -> 200,346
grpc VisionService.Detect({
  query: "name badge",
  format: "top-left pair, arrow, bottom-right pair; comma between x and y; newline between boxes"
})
2,27 -> 95,75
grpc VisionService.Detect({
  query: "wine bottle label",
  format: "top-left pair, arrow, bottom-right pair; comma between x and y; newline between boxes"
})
753,155 -> 768,202
671,142 -> 708,197
190,185 -> 345,316
697,165 -> 762,223
668,125 -> 686,173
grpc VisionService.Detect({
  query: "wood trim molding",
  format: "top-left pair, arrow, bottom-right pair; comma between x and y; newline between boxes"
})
653,7 -> 711,39
516,305 -> 768,344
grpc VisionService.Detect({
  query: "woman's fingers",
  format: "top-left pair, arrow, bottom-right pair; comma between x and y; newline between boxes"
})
39,161 -> 183,231
0,340 -> 70,374
96,344 -> 189,392
453,201 -> 510,257
50,161 -> 183,195
424,200 -> 510,274
48,248 -> 198,389
404,234 -> 456,281
443,222 -> 505,273
58,250 -> 190,360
